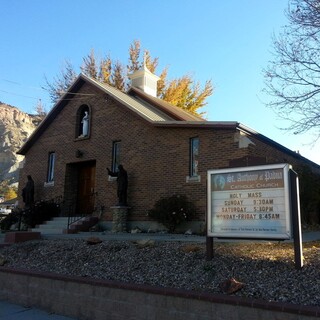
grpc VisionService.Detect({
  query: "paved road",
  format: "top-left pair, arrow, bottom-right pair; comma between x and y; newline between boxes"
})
0,300 -> 76,320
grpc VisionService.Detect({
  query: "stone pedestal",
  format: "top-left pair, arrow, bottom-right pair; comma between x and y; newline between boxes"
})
111,206 -> 130,232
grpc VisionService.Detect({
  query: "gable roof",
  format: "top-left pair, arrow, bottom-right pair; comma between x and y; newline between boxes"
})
17,73 -> 207,155
16,74 -> 320,169
84,75 -> 173,122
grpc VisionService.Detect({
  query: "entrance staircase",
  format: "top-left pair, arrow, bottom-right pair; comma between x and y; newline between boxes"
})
31,216 -> 99,234
66,216 -> 99,234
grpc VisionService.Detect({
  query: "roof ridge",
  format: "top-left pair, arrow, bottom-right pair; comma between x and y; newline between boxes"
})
128,86 -> 205,122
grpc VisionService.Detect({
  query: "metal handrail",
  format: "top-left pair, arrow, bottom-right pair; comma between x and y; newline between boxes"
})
67,192 -> 97,230
67,204 -> 86,229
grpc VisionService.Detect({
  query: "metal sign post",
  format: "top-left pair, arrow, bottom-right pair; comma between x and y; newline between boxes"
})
206,236 -> 213,261
290,169 -> 303,269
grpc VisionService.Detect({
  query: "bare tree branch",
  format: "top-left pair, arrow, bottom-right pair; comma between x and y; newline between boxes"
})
264,0 -> 320,140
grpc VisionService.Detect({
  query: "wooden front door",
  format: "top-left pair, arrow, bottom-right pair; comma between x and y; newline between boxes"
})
77,163 -> 96,215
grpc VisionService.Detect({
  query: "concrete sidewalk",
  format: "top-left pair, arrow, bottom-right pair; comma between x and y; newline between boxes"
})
300,230 -> 320,242
1,229 -> 320,243
42,229 -> 320,242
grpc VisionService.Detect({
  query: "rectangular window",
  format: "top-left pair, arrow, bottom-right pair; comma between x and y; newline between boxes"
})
190,137 -> 199,177
47,152 -> 55,182
112,141 -> 121,172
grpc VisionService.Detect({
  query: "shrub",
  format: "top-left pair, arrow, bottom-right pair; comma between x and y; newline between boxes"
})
25,200 -> 61,227
0,210 -> 20,231
148,195 -> 196,232
0,198 -> 63,231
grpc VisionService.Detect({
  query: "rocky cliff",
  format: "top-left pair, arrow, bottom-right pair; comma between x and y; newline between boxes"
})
0,103 -> 40,185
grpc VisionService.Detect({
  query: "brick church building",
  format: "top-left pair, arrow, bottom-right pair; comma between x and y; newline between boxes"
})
17,66 -> 320,232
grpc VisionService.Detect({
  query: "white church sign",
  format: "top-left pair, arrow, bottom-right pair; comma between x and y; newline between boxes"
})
207,163 -> 292,240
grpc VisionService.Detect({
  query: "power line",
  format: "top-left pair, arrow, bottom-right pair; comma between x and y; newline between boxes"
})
0,89 -> 39,100
1,77 -> 100,111
1,78 -> 98,97
0,89 -> 95,102
1,78 -> 45,91
1,78 -> 94,95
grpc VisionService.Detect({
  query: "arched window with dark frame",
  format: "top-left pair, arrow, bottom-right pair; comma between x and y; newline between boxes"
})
76,104 -> 91,138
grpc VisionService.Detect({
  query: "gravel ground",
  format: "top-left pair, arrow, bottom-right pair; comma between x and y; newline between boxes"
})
0,238 -> 320,307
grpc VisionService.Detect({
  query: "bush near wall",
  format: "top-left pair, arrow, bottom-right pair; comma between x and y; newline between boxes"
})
296,166 -> 320,224
148,195 -> 196,232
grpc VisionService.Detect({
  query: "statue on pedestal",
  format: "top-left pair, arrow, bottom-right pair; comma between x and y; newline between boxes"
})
22,175 -> 34,208
107,165 -> 128,206
80,111 -> 89,137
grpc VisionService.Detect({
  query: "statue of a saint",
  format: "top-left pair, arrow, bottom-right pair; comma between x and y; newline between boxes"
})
107,165 -> 128,206
81,111 -> 89,136
22,175 -> 34,208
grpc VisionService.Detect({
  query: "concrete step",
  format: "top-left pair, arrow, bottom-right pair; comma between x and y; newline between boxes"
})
32,217 -> 70,234
37,218 -> 80,227
33,216 -> 97,234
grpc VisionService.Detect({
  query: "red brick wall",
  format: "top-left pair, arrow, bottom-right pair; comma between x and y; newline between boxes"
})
18,82 -> 320,224
1,268 -> 314,320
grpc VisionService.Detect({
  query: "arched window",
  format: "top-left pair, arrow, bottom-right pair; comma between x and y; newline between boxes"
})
76,104 -> 91,138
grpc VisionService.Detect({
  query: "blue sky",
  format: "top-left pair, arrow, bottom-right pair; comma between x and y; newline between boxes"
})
1,0 -> 319,164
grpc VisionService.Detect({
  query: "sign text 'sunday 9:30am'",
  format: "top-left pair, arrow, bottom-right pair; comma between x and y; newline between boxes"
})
207,164 -> 291,239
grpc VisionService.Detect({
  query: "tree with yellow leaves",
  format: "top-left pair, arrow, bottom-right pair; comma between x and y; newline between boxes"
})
4,187 -> 17,201
46,40 -> 213,116
0,181 -> 17,201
